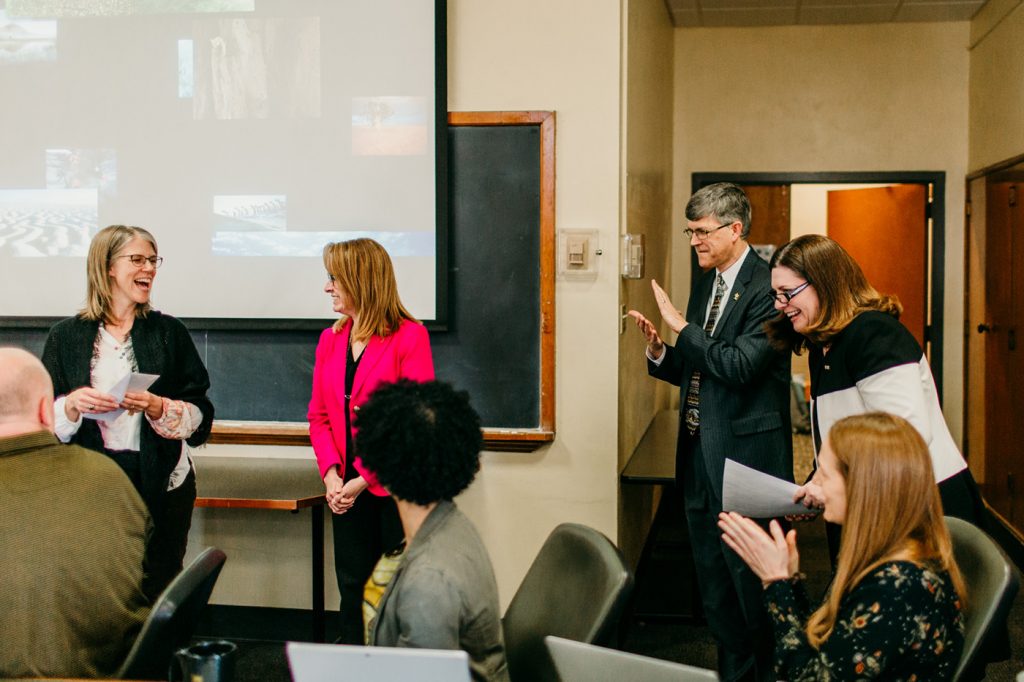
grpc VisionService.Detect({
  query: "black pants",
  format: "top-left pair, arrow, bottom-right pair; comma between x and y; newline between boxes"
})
678,433 -> 774,682
331,491 -> 402,644
142,469 -> 196,602
104,448 -> 196,603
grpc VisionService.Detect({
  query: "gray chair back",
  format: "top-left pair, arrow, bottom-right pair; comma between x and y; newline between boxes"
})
117,547 -> 227,680
502,523 -> 633,682
545,635 -> 719,681
946,516 -> 1020,682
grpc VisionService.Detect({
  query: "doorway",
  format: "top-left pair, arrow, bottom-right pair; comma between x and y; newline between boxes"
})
691,172 -> 945,393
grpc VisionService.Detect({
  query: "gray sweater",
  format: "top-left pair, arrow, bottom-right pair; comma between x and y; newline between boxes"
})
370,500 -> 510,682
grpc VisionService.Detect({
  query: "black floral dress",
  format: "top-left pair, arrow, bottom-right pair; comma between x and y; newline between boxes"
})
764,561 -> 964,681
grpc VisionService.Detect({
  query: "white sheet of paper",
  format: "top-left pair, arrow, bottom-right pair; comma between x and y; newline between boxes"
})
721,458 -> 820,518
84,372 -> 160,422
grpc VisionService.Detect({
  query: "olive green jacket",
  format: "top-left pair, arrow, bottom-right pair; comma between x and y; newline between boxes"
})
0,431 -> 151,678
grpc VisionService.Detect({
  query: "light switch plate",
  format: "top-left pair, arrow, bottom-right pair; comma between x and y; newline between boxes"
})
558,229 -> 599,280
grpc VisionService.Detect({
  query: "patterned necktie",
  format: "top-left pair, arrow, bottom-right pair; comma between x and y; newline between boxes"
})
685,274 -> 727,435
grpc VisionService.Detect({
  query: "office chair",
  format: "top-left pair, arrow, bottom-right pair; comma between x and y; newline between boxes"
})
946,517 -> 1020,682
545,636 -> 719,681
502,523 -> 633,682
117,547 -> 227,680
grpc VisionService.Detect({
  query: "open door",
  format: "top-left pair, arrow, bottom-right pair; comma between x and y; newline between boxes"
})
827,184 -> 928,350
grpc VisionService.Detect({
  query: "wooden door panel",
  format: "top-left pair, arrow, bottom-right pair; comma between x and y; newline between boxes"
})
984,181 -> 1014,522
827,185 -> 927,349
1010,185 -> 1024,525
742,184 -> 790,249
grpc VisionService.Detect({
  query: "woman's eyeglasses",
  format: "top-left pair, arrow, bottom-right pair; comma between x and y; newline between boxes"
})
769,281 -> 810,304
116,254 -> 163,268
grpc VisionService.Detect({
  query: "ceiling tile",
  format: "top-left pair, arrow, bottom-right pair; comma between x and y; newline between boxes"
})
670,0 -> 991,25
802,0 -> 896,6
666,0 -> 698,12
798,4 -> 898,22
671,7 -> 703,25
895,1 -> 984,19
699,0 -> 798,8
700,6 -> 800,25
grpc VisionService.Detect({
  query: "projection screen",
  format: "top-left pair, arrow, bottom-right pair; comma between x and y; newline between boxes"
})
0,0 -> 445,324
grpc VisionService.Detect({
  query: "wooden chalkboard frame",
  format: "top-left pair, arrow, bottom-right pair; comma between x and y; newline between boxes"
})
208,111 -> 556,452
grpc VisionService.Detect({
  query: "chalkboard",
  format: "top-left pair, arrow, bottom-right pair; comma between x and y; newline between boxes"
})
0,112 -> 556,452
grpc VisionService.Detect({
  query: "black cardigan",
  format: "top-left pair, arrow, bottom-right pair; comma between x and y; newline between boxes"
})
41,311 -> 214,511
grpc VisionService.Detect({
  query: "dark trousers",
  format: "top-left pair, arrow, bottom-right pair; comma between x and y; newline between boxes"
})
142,469 -> 196,601
104,448 -> 195,603
331,491 -> 402,644
678,433 -> 774,682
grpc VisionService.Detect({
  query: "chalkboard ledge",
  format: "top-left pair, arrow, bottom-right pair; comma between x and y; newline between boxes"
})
210,421 -> 554,453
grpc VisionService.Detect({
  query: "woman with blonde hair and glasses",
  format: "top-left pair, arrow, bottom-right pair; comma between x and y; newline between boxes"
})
307,237 -> 434,643
42,224 -> 214,601
719,412 -> 965,681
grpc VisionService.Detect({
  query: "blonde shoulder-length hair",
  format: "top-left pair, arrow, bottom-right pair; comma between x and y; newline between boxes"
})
765,234 -> 902,354
80,224 -> 158,323
805,412 -> 966,648
323,238 -> 417,340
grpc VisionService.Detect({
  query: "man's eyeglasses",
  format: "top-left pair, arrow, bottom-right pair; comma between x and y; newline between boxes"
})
116,254 -> 163,268
769,281 -> 811,304
683,222 -> 733,240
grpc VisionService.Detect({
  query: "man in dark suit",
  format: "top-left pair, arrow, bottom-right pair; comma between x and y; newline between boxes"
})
629,183 -> 792,682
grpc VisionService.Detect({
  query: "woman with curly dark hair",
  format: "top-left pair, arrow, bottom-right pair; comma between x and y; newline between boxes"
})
356,379 -> 509,682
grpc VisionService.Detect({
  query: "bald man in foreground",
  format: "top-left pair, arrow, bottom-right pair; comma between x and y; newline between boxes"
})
0,347 -> 150,678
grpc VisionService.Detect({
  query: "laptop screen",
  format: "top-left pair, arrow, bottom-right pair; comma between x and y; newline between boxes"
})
286,642 -> 471,682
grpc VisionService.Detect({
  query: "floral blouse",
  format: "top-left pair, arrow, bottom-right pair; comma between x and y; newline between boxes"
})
764,561 -> 964,681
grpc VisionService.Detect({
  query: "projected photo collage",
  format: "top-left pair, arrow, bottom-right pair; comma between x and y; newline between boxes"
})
2,0 -> 432,261
1,0 -> 439,319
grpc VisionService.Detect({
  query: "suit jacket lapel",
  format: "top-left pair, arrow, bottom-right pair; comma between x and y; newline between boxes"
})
351,331 -> 391,400
331,321 -> 353,407
710,250 -> 755,337
686,271 -> 716,325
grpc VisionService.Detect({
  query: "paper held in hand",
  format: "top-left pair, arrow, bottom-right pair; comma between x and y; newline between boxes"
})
84,372 -> 160,422
722,458 -> 821,518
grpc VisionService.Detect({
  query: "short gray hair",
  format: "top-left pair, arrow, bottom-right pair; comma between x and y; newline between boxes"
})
0,347 -> 52,422
685,182 -> 752,239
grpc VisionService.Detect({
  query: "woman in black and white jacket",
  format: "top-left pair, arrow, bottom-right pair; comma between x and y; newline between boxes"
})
764,235 -> 981,529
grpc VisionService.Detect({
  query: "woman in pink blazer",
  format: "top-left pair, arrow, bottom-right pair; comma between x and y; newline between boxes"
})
307,238 -> 434,644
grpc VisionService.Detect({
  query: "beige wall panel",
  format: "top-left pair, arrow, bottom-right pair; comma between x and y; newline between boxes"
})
672,22 -> 970,443
619,0 -> 676,569
969,2 -> 1024,171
